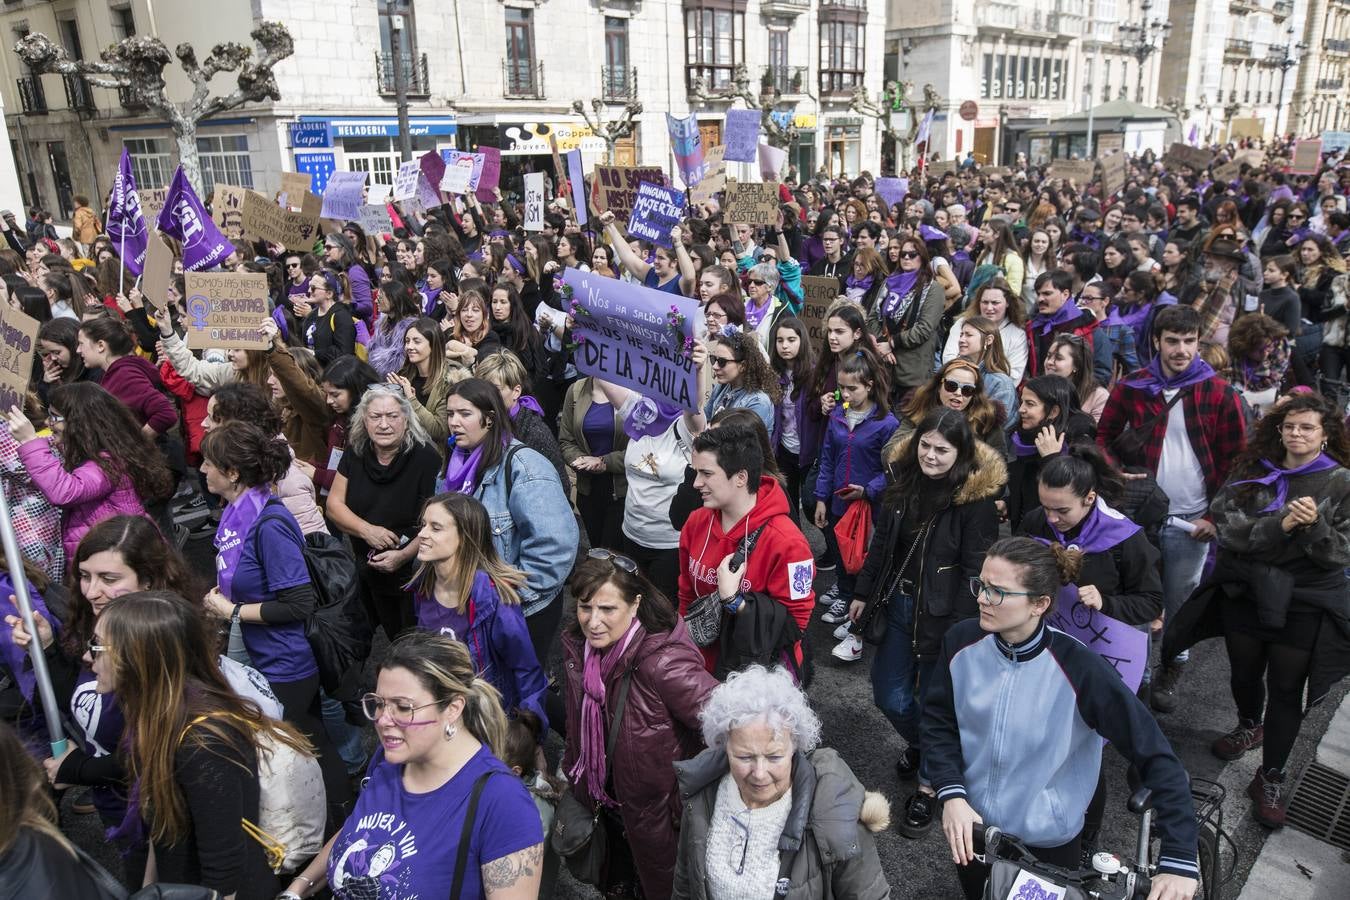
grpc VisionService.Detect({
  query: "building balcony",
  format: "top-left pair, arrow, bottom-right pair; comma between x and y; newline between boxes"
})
760,0 -> 809,17
376,52 -> 430,98
1326,38 -> 1350,56
761,65 -> 807,96
1273,0 -> 1293,18
1319,77 -> 1346,90
117,85 -> 147,112
818,0 -> 866,9
62,74 -> 94,115
819,68 -> 863,97
1225,39 -> 1253,58
601,65 -> 637,102
975,3 -> 1078,37
504,60 -> 545,100
16,75 -> 46,115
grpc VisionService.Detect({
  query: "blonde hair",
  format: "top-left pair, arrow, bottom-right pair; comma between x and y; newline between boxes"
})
474,349 -> 530,390
382,631 -> 509,758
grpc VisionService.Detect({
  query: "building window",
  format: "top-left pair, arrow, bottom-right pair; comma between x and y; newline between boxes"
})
604,17 -> 630,96
685,2 -> 745,90
980,50 -> 1067,101
196,134 -> 253,194
344,136 -> 440,188
506,8 -> 537,95
825,122 -> 861,178
111,5 -> 136,39
124,137 -> 172,189
819,20 -> 863,95
379,0 -> 417,58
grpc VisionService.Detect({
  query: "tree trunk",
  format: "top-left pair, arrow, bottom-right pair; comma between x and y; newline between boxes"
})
174,127 -> 204,197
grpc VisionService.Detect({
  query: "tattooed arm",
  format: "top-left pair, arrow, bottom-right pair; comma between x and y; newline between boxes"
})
482,842 -> 544,899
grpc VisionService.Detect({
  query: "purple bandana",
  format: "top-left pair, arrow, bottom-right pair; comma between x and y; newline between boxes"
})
1047,498 -> 1141,553
215,486 -> 272,600
510,395 -> 545,418
882,269 -> 921,318
1104,302 -> 1152,332
422,287 -> 442,318
1033,299 -> 1084,335
1122,355 -> 1216,396
844,273 -> 875,303
1231,453 -> 1341,513
443,441 -> 490,495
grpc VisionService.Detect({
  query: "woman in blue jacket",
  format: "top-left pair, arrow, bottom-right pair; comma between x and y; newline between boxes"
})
923,536 -> 1199,900
442,378 -> 578,669
701,330 -> 780,436
409,492 -> 548,734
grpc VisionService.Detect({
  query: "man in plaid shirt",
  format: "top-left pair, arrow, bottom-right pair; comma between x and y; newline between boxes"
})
1097,305 -> 1247,713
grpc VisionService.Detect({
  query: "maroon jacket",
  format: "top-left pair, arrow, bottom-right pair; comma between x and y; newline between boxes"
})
561,618 -> 717,900
99,355 -> 177,434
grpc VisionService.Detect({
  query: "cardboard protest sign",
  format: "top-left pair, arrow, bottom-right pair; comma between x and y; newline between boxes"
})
1163,142 -> 1213,173
1046,587 -> 1148,693
1291,139 -> 1323,175
320,171 -> 367,221
241,190 -> 320,252
393,160 -> 420,201
723,180 -> 780,226
142,235 -> 174,313
565,150 -> 589,227
475,147 -> 503,202
358,203 -> 393,236
523,172 -> 545,232
1212,159 -> 1242,184
627,182 -> 685,249
441,150 -> 484,193
593,166 -> 667,223
758,142 -> 787,181
691,145 -> 727,206
1100,152 -> 1128,198
210,185 -> 246,235
139,187 -> 170,223
1229,117 -> 1265,140
282,171 -> 312,200
564,267 -> 701,410
1095,133 -> 1125,156
0,304 -> 38,413
874,177 -> 908,211
1236,149 -> 1266,168
723,109 -> 761,163
798,276 -> 839,349
1050,159 -> 1094,183
183,272 -> 270,350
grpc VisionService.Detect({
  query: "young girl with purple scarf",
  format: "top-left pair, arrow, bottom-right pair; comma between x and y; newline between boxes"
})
1005,375 -> 1098,527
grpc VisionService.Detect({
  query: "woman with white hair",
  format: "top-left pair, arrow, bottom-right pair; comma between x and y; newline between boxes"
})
672,666 -> 891,900
745,261 -> 784,349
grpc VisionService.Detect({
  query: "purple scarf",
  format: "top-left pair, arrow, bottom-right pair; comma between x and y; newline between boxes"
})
1122,355 -> 1216,396
569,620 -> 643,806
443,441 -> 490,495
215,486 -> 271,600
1033,299 -> 1084,335
882,269 -> 921,318
510,395 -> 545,418
1104,301 -> 1151,332
422,287 -> 442,318
1048,498 -> 1141,553
844,273 -> 875,303
0,574 -> 57,700
1231,453 -> 1341,513
745,295 -> 773,329
1010,431 -> 1040,458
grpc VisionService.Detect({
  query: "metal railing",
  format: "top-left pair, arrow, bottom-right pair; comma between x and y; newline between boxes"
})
63,74 -> 94,114
819,69 -> 863,96
504,60 -> 544,99
1319,77 -> 1345,90
818,0 -> 867,9
16,75 -> 46,114
1225,38 -> 1253,56
1326,38 -> 1350,54
761,65 -> 807,95
376,52 -> 430,97
601,65 -> 637,101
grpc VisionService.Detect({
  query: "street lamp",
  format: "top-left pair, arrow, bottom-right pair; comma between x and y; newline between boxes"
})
1119,0 -> 1172,104
1273,24 -> 1307,140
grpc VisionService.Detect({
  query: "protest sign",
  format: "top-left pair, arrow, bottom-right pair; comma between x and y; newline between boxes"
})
564,268 -> 700,410
475,147 -> 503,202
1322,131 -> 1350,154
667,113 -> 705,187
593,166 -> 668,223
441,150 -> 484,193
139,187 -> 170,223
1236,149 -> 1266,168
565,150 -> 589,227
366,182 -> 391,207
210,184 -> 246,234
758,142 -> 787,181
1212,159 -> 1243,184
691,145 -> 727,206
1095,133 -> 1124,156
241,189 -> 320,252
523,172 -> 545,231
320,171 -> 367,221
1291,139 -> 1323,175
1100,152 -> 1128,198
798,276 -> 839,348
142,235 -> 174,313
358,203 -> 393,236
414,173 -> 442,211
393,160 -> 420,201
419,150 -> 446,190
1163,142 -> 1214,173
1050,159 -> 1094,183
724,180 -> 780,226
183,272 -> 270,350
1046,587 -> 1148,693
874,177 -> 908,211
1229,117 -> 1265,140
0,304 -> 38,414
724,109 -> 761,162
281,171 -> 312,200
627,182 -> 685,249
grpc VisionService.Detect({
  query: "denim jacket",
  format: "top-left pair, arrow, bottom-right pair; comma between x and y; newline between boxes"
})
472,440 -> 578,616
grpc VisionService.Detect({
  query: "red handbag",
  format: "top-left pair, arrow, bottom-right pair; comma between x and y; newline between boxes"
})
833,498 -> 873,575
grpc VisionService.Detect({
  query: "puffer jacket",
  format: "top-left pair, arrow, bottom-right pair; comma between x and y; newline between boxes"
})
672,747 -> 891,900
18,439 -> 150,562
561,618 -> 719,900
853,437 -> 1005,660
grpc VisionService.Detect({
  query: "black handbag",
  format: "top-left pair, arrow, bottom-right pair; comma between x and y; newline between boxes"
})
857,519 -> 929,645
1109,387 -> 1186,463
550,668 -> 633,885
682,525 -> 768,648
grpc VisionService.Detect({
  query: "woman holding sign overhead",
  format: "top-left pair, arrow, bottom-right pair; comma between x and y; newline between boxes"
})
598,210 -> 697,296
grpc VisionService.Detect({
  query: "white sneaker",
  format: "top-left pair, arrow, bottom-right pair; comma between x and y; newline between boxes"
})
816,583 -> 840,607
832,621 -> 853,641
831,634 -> 863,662
820,596 -> 850,624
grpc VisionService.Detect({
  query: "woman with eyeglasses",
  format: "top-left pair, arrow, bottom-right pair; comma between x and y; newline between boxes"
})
560,553 -> 719,900
1004,375 -> 1097,527
700,331 -> 781,437
1166,394 -> 1350,828
1043,333 -> 1111,424
299,270 -> 357,366
888,360 -> 1007,459
923,537 -> 1199,900
282,631 -> 543,900
867,236 -> 945,407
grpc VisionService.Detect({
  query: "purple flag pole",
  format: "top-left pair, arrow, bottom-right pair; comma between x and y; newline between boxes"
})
119,230 -> 126,295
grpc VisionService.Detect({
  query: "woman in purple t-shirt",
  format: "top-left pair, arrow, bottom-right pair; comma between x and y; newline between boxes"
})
282,631 -> 544,900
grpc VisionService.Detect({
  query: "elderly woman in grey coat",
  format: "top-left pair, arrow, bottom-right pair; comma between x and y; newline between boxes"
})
672,666 -> 891,900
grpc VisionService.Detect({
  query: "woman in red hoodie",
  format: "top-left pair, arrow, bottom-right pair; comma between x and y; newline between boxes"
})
75,317 -> 177,437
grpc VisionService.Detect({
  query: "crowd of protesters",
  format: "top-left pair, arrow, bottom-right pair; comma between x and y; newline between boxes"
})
3,134 -> 1350,900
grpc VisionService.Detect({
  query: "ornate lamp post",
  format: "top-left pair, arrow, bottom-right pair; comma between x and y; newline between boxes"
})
1119,0 -> 1172,104
1272,24 -> 1307,140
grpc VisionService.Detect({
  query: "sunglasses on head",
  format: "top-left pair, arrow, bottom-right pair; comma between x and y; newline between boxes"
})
942,379 -> 978,397
587,548 -> 638,574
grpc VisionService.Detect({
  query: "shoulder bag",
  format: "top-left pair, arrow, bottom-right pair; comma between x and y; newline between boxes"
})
684,524 -> 768,648
1109,387 -> 1186,463
856,518 -> 930,646
448,771 -> 496,899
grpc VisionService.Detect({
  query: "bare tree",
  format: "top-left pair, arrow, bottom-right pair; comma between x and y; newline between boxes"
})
689,64 -> 798,149
15,22 -> 294,195
571,98 -> 644,164
850,80 -> 941,173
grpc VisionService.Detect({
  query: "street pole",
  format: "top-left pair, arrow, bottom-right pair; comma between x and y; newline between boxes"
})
1277,65 -> 1289,141
389,1 -> 412,162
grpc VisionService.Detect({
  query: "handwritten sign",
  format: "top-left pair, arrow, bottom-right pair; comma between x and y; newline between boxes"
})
1212,159 -> 1242,184
142,235 -> 174,312
1291,139 -> 1323,175
320,171 -> 367,221
0,304 -> 37,414
1229,117 -> 1265,140
440,150 -> 484,194
183,272 -> 270,350
1100,152 -> 1128,198
593,165 -> 667,223
564,267 -> 701,410
691,145 -> 727,206
280,172 -> 312,209
358,203 -> 392,236
241,190 -> 320,252
799,276 -> 839,349
139,187 -> 169,223
210,184 -> 246,235
1096,133 -> 1125,156
523,172 -> 545,232
723,109 -> 761,163
627,182 -> 685,249
1047,587 -> 1147,693
393,160 -> 420,201
1050,159 -> 1094,183
724,180 -> 780,226
1163,142 -> 1213,173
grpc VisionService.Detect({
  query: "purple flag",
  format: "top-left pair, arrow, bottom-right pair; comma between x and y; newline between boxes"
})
156,167 -> 231,271
106,148 -> 149,275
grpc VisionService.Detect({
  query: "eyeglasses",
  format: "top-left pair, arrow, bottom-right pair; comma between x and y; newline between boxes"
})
285,262 -> 301,270
710,355 -> 739,368
46,412 -> 65,425
898,250 -> 921,259
728,813 -> 751,875
1289,214 -> 1307,221
360,693 -> 441,727
746,279 -> 767,286
942,379 -> 978,397
1280,422 -> 1323,435
969,577 -> 1037,606
86,638 -> 110,658
586,548 -> 638,574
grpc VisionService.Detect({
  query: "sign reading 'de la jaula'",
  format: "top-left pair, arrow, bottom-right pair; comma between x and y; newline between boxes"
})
183,272 -> 270,350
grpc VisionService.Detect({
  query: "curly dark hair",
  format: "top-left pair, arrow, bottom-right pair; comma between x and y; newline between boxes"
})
210,382 -> 283,435
710,331 -> 782,404
1226,312 -> 1289,366
47,383 -> 174,505
1229,394 -> 1350,493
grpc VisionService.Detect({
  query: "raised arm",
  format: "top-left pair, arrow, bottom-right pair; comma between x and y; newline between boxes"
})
600,210 -> 652,280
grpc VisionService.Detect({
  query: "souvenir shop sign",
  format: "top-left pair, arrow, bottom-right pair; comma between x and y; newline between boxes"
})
183,272 -> 270,350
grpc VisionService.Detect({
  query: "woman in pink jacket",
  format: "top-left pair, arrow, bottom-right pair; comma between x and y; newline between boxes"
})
3,383 -> 174,563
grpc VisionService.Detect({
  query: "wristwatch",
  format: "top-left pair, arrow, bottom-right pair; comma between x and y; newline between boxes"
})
722,592 -> 745,614
276,893 -> 303,900
230,602 -> 242,625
